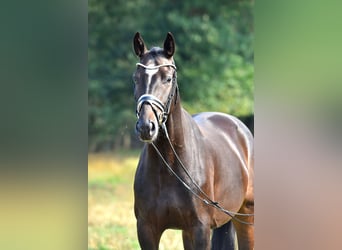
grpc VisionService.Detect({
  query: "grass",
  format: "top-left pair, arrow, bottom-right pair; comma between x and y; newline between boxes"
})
88,151 -> 183,250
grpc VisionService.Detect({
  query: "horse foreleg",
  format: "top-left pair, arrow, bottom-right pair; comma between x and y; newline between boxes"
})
211,220 -> 236,250
136,219 -> 162,250
233,199 -> 254,250
182,225 -> 211,250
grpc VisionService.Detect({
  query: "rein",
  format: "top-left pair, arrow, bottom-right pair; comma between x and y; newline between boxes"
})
135,62 -> 253,226
152,124 -> 254,226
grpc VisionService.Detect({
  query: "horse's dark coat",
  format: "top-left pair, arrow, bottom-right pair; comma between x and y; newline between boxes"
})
133,32 -> 254,250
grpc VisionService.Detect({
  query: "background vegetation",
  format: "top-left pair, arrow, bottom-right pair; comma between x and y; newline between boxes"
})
88,0 -> 254,151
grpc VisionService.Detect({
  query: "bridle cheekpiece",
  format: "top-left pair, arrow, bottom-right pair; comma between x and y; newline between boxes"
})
135,62 -> 177,126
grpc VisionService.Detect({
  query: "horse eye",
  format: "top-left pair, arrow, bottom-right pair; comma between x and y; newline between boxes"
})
165,76 -> 172,84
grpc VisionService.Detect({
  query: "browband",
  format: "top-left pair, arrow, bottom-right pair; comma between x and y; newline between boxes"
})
136,63 -> 176,70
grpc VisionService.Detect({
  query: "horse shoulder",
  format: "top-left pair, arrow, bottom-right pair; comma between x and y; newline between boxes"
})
192,112 -> 253,194
192,112 -> 253,163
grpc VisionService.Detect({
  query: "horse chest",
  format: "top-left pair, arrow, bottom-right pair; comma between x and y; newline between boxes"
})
135,173 -> 199,227
159,188 -> 199,228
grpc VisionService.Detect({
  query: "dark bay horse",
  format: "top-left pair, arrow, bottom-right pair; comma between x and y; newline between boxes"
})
132,32 -> 254,250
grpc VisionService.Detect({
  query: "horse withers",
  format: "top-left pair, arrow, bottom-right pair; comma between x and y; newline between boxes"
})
132,32 -> 254,250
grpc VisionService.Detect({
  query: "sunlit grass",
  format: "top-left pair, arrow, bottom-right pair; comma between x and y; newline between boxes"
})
88,151 -> 183,250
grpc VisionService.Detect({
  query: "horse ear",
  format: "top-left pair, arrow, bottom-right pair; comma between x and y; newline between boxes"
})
133,32 -> 147,57
163,32 -> 175,58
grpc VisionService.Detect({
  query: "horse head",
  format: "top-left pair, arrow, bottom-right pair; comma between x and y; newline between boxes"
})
133,32 -> 177,142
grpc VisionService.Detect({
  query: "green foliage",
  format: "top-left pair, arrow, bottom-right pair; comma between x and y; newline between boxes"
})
89,0 -> 254,150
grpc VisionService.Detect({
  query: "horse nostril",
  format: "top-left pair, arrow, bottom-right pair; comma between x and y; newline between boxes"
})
149,121 -> 156,132
136,120 -> 156,133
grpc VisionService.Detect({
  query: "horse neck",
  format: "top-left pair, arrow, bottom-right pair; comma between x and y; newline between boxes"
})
153,89 -> 188,156
165,97 -> 185,145
147,90 -> 200,177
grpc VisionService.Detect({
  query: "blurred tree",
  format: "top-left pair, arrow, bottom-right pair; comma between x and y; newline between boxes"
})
89,0 -> 254,151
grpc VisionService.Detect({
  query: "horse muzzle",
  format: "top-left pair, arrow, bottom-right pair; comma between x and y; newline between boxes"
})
136,94 -> 166,143
135,104 -> 160,143
136,118 -> 159,142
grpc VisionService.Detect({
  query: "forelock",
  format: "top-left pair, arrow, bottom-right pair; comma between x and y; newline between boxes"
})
149,47 -> 163,56
140,47 -> 175,65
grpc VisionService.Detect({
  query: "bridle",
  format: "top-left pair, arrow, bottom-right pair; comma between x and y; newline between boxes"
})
135,62 -> 177,126
134,62 -> 254,226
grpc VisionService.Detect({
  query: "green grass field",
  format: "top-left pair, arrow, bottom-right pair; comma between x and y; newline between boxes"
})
88,151 -> 183,250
